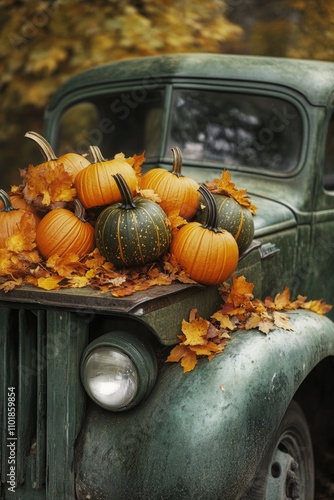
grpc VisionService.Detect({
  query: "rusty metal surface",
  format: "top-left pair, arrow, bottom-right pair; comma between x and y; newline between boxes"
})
0,282 -> 201,314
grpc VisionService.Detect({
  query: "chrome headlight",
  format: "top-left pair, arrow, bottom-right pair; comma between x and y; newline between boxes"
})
80,331 -> 157,412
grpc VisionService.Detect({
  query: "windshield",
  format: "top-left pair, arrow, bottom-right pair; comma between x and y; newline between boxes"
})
56,86 -> 303,173
57,88 -> 165,159
166,88 -> 303,172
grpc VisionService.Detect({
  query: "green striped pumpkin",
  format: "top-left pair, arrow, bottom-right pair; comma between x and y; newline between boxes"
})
95,173 -> 172,268
195,193 -> 254,254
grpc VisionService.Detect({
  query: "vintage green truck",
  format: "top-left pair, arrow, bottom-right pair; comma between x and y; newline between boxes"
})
1,53 -> 334,499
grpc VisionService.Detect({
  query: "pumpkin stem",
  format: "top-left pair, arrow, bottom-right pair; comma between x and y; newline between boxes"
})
198,185 -> 222,233
89,145 -> 107,163
0,189 -> 18,213
24,131 -> 57,161
171,147 -> 184,178
112,174 -> 136,209
74,198 -> 88,222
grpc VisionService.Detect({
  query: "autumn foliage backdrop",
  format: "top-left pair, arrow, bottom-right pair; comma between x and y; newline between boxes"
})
1,0 -> 334,189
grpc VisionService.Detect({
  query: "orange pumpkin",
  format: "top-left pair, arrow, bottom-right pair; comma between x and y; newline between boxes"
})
140,147 -> 200,220
74,146 -> 138,209
24,130 -> 90,180
171,185 -> 239,285
36,199 -> 95,259
0,192 -> 40,225
0,189 -> 39,248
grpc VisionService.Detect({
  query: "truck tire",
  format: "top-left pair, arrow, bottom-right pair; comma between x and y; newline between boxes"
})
241,400 -> 314,500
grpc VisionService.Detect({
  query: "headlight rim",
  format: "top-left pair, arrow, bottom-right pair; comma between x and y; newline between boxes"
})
80,330 -> 158,412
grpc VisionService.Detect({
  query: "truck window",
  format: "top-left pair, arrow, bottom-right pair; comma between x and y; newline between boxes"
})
57,89 -> 165,159
166,89 -> 303,172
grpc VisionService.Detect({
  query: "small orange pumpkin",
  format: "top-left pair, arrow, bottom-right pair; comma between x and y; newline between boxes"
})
0,189 -> 39,248
36,199 -> 95,259
140,147 -> 200,220
24,130 -> 90,180
0,191 -> 40,225
74,146 -> 138,209
171,185 -> 239,285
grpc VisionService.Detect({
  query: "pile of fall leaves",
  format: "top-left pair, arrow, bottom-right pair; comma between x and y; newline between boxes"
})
167,275 -> 332,372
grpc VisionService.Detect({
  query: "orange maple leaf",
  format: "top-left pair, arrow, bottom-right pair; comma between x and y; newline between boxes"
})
5,211 -> 37,253
121,151 -> 146,176
23,162 -> 76,207
166,344 -> 198,373
46,253 -> 86,278
166,209 -> 188,234
266,286 -> 291,310
206,170 -> 257,214
226,275 -> 254,307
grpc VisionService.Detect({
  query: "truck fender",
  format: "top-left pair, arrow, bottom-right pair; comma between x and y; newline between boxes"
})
75,310 -> 334,500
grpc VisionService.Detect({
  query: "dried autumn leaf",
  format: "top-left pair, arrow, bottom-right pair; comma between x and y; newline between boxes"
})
118,151 -> 146,176
273,310 -> 294,330
167,210 -> 188,233
300,299 -> 333,316
68,276 -> 89,288
189,340 -> 226,357
0,277 -> 23,293
37,276 -> 64,290
138,188 -> 162,203
226,275 -> 254,307
257,318 -> 275,335
46,253 -> 86,278
267,286 -> 291,310
0,250 -> 16,276
210,310 -> 235,330
23,162 -> 76,208
166,343 -> 198,373
244,312 -> 262,331
206,170 -> 257,214
131,152 -> 146,175
181,316 -> 210,346
5,212 -> 37,253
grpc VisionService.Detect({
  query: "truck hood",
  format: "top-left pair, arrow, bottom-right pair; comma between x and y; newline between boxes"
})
251,194 -> 297,237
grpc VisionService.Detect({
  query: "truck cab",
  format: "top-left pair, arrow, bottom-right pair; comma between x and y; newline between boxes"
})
1,53 -> 334,499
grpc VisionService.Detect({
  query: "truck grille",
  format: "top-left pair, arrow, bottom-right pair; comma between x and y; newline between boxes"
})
0,307 -> 46,491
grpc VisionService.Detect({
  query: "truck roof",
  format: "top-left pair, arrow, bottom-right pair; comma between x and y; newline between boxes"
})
48,53 -> 334,109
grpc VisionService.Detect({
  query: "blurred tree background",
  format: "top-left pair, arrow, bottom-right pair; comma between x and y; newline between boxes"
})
1,0 -> 334,189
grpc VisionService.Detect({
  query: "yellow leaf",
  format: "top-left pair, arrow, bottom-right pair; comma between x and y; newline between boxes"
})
5,212 -> 36,253
210,310 -> 235,330
189,340 -> 225,356
301,299 -> 333,316
181,317 -> 210,346
37,276 -> 63,290
68,276 -> 89,288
